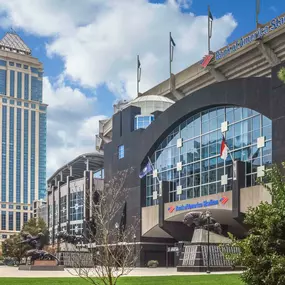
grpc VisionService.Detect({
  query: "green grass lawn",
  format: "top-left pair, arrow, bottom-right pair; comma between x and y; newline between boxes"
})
0,275 -> 243,285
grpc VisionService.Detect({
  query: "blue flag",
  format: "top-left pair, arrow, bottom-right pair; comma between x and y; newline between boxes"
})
139,162 -> 152,178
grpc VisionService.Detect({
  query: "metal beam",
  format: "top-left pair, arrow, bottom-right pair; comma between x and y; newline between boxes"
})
208,67 -> 227,82
170,73 -> 184,100
258,41 -> 281,66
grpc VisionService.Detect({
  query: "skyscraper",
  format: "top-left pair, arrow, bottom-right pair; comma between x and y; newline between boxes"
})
0,32 -> 47,242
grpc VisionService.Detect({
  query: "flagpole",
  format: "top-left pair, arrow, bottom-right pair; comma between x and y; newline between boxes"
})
137,55 -> 140,97
169,32 -> 172,90
208,5 -> 211,54
256,0 -> 260,28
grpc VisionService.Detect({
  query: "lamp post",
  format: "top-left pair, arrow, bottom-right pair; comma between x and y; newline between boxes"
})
205,210 -> 211,274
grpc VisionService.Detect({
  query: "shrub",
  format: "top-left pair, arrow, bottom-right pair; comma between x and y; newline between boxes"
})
147,260 -> 159,268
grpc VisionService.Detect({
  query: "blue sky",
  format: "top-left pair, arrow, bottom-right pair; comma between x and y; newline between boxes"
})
1,0 -> 284,116
0,0 -> 283,174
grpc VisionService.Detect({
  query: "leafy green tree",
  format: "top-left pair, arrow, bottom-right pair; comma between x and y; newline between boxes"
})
22,217 -> 49,245
277,67 -> 285,83
2,234 -> 28,264
230,163 -> 285,285
1,217 -> 49,264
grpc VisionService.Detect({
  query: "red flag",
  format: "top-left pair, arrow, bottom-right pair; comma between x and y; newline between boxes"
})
220,136 -> 228,160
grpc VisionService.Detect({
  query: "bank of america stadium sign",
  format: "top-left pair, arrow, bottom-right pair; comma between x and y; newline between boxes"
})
168,196 -> 229,213
215,15 -> 285,61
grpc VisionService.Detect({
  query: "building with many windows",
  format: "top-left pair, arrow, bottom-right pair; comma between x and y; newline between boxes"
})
47,153 -> 104,245
0,32 -> 47,242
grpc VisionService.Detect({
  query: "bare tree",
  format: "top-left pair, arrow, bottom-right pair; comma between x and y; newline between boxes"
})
61,169 -> 139,285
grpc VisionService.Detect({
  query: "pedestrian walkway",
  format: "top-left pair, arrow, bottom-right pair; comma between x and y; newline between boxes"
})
0,266 -> 241,278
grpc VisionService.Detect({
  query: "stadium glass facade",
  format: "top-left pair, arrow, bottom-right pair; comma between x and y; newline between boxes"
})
0,33 -> 47,242
146,106 -> 272,206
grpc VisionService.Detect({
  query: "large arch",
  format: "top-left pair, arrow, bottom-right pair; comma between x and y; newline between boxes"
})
139,77 -> 272,165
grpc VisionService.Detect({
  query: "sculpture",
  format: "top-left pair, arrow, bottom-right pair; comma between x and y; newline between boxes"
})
183,211 -> 222,235
20,232 -> 58,265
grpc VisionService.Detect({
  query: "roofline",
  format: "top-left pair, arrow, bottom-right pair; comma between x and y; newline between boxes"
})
47,152 -> 104,183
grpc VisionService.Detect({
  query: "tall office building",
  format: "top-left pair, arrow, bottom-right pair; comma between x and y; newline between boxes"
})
0,32 -> 47,242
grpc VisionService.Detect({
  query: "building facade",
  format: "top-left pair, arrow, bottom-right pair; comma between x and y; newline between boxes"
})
102,63 -> 285,267
47,153 -> 104,245
0,32 -> 47,242
33,199 -> 47,225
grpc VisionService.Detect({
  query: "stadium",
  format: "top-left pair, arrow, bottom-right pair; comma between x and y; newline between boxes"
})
48,13 -> 285,267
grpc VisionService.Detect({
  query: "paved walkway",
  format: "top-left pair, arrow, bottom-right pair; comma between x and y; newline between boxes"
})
0,266 -> 241,278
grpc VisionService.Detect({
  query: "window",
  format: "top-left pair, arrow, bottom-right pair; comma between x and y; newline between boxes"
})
17,101 -> 22,106
16,63 -> 21,68
16,109 -> 21,203
60,195 -> 67,223
69,191 -> 84,221
2,106 -> 7,202
0,60 -> 6,66
24,110 -> 28,203
70,223 -> 83,235
30,111 -> 36,202
9,212 -> 13,231
16,212 -> 21,231
0,70 -> 7,95
24,65 -> 28,69
8,205 -> 13,209
145,107 -> 272,206
16,205 -> 21,210
2,235 -> 7,239
24,74 -> 29,100
2,98 -> 7,103
23,212 -> 28,224
10,100 -> 14,105
9,62 -> 14,66
17,72 -> 22,99
118,145 -> 125,159
39,113 -> 46,199
31,67 -> 38,74
134,115 -> 154,130
1,204 -> 6,208
10,71 -> 15,97
1,211 -> 6,230
9,107 -> 14,203
94,169 -> 104,179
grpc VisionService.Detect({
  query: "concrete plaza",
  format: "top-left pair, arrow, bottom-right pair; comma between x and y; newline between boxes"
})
0,266 -> 241,278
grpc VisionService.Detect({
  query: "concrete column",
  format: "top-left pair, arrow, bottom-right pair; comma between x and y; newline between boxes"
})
232,161 -> 246,221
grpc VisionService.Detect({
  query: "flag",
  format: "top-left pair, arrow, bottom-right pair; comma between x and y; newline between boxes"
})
170,34 -> 176,47
137,56 -> 141,69
208,10 -> 213,21
139,162 -> 152,178
220,136 -> 228,160
201,54 -> 214,68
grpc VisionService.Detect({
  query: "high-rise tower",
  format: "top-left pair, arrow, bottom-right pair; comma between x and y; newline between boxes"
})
0,32 -> 47,242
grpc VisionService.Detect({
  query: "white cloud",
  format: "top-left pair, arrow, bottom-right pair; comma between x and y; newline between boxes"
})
43,77 -> 106,177
0,0 -> 237,99
0,0 -> 238,175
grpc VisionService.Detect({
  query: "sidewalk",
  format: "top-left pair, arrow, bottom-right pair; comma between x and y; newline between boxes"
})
0,266 -> 242,278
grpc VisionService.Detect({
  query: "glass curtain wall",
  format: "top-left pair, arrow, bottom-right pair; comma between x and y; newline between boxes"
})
145,106 -> 272,206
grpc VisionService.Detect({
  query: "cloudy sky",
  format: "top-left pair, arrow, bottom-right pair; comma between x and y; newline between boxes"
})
0,0 -> 284,177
